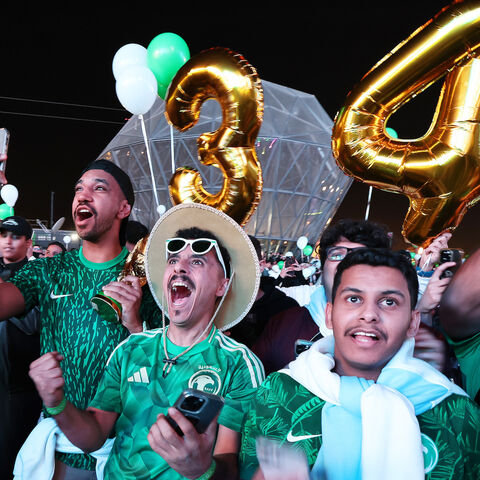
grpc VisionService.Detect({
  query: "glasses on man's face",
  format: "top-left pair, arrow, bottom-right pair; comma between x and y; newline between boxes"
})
325,246 -> 360,262
166,238 -> 227,278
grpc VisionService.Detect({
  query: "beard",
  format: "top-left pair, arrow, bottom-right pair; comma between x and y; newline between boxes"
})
76,214 -> 116,243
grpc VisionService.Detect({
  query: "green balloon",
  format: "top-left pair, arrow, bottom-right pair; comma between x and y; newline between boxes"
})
303,245 -> 313,256
0,203 -> 13,219
147,33 -> 190,99
157,82 -> 168,100
277,261 -> 284,269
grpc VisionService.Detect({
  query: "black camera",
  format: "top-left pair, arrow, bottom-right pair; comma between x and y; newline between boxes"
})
166,389 -> 224,436
439,249 -> 463,279
294,339 -> 313,357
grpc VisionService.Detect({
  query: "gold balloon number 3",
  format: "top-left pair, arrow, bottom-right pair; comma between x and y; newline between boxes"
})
165,47 -> 264,227
332,1 -> 480,247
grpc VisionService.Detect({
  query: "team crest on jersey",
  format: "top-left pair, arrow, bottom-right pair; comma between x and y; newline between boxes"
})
421,433 -> 439,473
188,368 -> 221,394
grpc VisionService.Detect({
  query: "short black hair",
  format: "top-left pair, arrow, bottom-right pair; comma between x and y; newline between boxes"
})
318,219 -> 391,268
47,241 -> 66,252
331,248 -> 419,309
126,220 -> 149,245
175,227 -> 231,278
248,235 -> 262,261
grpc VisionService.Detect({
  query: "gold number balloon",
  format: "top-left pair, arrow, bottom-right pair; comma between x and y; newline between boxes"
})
332,1 -> 480,246
165,47 -> 264,226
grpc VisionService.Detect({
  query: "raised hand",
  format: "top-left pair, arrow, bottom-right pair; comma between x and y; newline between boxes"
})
29,351 -> 65,408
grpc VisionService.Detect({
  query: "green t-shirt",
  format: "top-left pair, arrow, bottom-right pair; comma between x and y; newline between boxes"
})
239,372 -> 480,480
90,326 -> 265,480
8,247 -> 162,470
445,330 -> 480,399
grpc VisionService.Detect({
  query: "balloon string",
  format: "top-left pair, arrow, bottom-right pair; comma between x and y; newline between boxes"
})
139,114 -> 160,207
170,124 -> 175,174
365,186 -> 373,220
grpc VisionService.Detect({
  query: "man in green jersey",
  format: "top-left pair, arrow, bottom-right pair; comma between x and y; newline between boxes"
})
440,246 -> 480,403
1,160 -> 161,478
28,203 -> 264,480
240,248 -> 480,480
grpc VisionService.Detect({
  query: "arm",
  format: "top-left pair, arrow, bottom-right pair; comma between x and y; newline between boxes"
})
0,282 -> 26,320
416,261 -> 456,314
211,426 -> 240,479
56,405 -> 118,453
439,247 -> 480,340
29,351 -> 118,452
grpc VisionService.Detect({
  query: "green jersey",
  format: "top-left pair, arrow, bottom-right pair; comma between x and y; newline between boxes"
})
239,372 -> 480,480
91,326 -> 265,480
445,330 -> 480,400
8,247 -> 162,470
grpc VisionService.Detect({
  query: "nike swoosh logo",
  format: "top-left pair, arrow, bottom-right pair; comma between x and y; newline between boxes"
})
286,431 -> 322,442
50,291 -> 73,299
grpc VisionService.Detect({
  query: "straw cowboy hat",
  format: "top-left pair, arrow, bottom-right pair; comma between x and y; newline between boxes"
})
146,203 -> 260,331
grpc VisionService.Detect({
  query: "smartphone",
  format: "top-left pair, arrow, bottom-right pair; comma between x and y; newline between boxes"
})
294,339 -> 313,357
439,248 -> 463,279
165,388 -> 224,436
0,128 -> 9,174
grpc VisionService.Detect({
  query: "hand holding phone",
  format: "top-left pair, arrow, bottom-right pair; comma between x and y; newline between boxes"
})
165,388 -> 224,436
439,249 -> 463,279
148,389 -> 223,478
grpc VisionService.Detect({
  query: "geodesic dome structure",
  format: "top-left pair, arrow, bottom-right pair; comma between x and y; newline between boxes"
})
98,79 -> 352,255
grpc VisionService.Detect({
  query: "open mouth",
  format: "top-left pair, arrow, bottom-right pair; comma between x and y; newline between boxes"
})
75,207 -> 94,223
352,332 -> 379,342
349,330 -> 383,344
170,281 -> 193,306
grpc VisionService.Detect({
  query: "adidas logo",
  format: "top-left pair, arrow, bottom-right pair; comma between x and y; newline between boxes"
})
127,367 -> 150,384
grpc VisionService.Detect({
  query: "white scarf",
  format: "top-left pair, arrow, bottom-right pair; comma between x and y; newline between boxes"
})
13,417 -> 113,480
280,336 -> 466,480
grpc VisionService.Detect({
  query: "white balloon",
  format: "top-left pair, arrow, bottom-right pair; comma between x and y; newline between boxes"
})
63,235 -> 71,244
112,43 -> 148,80
115,66 -> 158,115
157,204 -> 166,215
296,236 -> 308,250
1,184 -> 18,207
302,266 -> 316,280
285,251 -> 293,257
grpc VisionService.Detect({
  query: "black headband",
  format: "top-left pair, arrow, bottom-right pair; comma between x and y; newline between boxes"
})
81,159 -> 135,206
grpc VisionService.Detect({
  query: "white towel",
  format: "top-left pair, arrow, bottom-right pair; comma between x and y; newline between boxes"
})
13,417 -> 113,480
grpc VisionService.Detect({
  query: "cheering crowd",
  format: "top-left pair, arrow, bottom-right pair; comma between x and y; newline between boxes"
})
0,160 -> 479,479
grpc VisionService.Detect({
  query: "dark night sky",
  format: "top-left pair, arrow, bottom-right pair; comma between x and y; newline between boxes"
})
2,1 -> 477,253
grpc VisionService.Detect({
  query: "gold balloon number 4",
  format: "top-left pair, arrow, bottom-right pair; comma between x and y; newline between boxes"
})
332,1 -> 480,247
165,47 -> 264,227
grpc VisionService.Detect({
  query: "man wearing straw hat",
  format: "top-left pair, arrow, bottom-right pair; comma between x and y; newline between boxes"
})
26,203 -> 265,480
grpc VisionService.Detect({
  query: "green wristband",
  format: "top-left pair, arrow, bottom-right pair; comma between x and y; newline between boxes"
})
45,396 -> 67,416
194,460 -> 216,480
